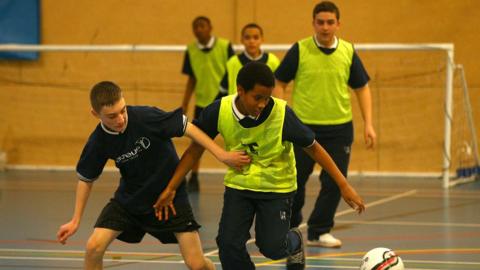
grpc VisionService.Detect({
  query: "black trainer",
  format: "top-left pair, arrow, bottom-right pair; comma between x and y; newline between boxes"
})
286,227 -> 305,270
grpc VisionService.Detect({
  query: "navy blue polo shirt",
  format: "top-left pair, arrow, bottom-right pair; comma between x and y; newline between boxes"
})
76,106 -> 188,214
275,41 -> 370,89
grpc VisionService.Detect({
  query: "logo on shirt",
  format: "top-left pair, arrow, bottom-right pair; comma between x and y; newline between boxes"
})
242,142 -> 259,155
115,137 -> 151,164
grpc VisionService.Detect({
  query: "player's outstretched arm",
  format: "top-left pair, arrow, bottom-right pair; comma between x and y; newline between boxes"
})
184,122 -> 250,170
154,142 -> 205,220
155,123 -> 251,220
57,180 -> 93,244
302,142 -> 365,213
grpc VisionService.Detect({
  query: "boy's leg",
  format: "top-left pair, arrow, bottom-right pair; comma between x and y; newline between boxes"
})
254,196 -> 305,270
307,141 -> 351,245
216,188 -> 256,270
291,146 -> 316,228
176,231 -> 215,270
254,196 -> 296,259
85,228 -> 121,270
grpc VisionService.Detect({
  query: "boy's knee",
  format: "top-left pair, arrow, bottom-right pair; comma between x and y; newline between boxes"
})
257,241 -> 285,260
184,257 -> 211,270
85,236 -> 107,259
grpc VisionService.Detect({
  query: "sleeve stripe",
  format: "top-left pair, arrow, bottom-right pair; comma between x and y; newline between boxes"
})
306,139 -> 316,148
182,115 -> 188,135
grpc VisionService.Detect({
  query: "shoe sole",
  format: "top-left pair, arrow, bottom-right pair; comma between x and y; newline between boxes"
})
306,241 -> 342,248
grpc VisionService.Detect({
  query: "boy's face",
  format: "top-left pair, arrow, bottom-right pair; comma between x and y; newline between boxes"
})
241,27 -> 263,57
193,19 -> 212,44
92,97 -> 128,133
237,84 -> 272,118
312,11 -> 340,47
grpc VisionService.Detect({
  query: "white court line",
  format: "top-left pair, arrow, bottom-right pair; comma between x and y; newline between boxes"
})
0,190 -> 419,264
336,220 -> 480,228
0,256 -> 439,270
2,250 -> 479,266
205,189 -> 418,257
0,248 -> 176,256
2,251 -> 479,268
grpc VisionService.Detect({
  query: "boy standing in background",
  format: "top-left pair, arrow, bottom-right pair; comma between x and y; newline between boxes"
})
219,23 -> 280,95
181,16 -> 235,192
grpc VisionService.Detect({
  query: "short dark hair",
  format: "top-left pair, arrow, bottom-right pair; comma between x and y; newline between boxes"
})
90,81 -> 122,113
241,23 -> 263,37
192,16 -> 211,27
236,62 -> 274,92
313,1 -> 340,20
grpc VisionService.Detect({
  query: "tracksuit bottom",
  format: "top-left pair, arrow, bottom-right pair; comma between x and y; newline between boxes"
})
216,187 -> 300,270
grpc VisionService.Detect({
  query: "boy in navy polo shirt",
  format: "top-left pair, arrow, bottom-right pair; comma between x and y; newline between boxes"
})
57,81 -> 249,270
155,62 -> 365,270
274,1 -> 376,249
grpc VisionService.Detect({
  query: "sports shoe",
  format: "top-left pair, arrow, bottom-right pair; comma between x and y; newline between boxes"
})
286,228 -> 305,270
307,233 -> 342,248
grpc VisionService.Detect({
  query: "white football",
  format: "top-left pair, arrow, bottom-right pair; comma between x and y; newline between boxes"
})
359,247 -> 404,270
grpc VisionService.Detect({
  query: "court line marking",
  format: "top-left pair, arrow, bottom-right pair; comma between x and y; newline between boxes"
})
306,256 -> 480,265
250,262 -> 467,270
0,248 -> 177,256
304,249 -> 480,260
336,219 -> 480,228
0,189 -> 420,267
205,189 -> 417,257
0,256 -> 182,264
1,248 -> 479,268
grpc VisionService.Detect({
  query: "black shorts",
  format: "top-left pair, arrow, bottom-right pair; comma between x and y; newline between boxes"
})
94,200 -> 201,244
194,106 -> 204,120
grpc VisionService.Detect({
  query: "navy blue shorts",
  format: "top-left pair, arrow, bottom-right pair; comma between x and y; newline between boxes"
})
94,200 -> 201,244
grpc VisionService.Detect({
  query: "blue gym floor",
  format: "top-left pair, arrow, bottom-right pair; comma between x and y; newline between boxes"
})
0,170 -> 479,269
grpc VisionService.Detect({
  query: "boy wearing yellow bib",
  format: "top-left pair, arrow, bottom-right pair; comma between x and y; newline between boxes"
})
219,23 -> 280,96
274,1 -> 376,249
157,62 -> 365,270
181,16 -> 235,191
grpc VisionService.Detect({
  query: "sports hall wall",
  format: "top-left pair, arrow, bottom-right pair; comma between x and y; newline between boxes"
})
0,0 -> 478,173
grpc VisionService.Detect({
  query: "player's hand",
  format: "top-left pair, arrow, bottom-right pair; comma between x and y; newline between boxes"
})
57,221 -> 79,245
364,125 -> 376,149
340,184 -> 365,214
153,188 -> 177,220
219,150 -> 251,171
